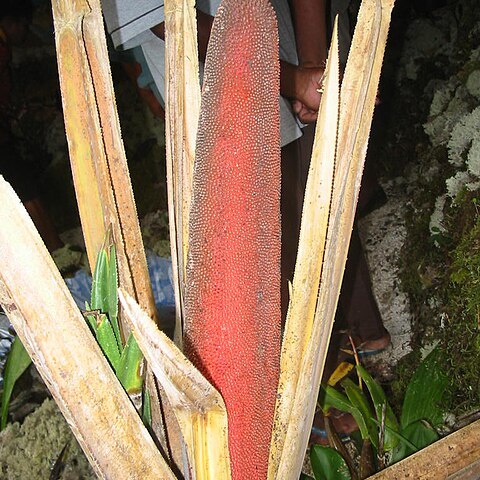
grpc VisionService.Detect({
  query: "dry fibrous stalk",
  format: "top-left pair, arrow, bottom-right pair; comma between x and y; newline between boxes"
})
51,0 -> 158,335
269,21 -> 340,480
0,178 -> 174,480
164,0 -> 201,347
269,1 -> 395,478
51,0 -> 172,462
120,289 -> 231,480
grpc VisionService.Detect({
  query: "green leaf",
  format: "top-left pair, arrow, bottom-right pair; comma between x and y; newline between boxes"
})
371,418 -> 417,450
390,420 -> 439,464
341,378 -> 378,448
1,337 -> 32,430
320,384 -> 354,413
91,246 -> 107,310
142,389 -> 152,429
83,301 -> 97,333
300,475 -> 315,480
319,384 -> 370,443
96,314 -> 121,371
91,230 -> 121,349
357,365 -> 400,451
401,348 -> 448,429
310,445 -> 351,480
117,334 -> 143,394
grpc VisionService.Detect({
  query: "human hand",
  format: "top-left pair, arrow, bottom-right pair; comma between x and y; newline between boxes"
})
280,62 -> 325,124
292,98 -> 319,124
293,66 -> 324,124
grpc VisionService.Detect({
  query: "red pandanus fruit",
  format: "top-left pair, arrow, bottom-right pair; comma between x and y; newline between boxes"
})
184,0 -> 281,478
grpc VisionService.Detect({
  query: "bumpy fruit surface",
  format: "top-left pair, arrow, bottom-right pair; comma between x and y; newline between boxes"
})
184,1 -> 281,478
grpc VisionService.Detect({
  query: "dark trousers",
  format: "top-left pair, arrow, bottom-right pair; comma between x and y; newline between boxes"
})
280,124 -> 385,342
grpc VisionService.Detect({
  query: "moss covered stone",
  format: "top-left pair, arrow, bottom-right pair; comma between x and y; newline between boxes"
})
0,399 -> 94,480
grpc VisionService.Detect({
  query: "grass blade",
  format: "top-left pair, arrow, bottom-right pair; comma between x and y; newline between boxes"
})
320,384 -> 370,442
83,302 -> 97,333
91,231 -> 121,348
341,378 -> 378,447
90,248 -> 107,311
320,384 -> 354,414
142,389 -> 152,429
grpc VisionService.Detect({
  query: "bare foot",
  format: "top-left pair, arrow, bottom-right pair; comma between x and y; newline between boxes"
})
358,330 -> 391,353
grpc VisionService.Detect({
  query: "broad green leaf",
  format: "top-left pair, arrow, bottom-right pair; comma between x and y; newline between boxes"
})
371,418 -> 417,451
1,337 -> 32,430
401,348 -> 448,429
319,384 -> 370,442
357,365 -> 400,451
390,420 -> 439,464
96,314 -> 121,370
341,378 -> 378,447
310,445 -> 351,480
117,334 -> 143,394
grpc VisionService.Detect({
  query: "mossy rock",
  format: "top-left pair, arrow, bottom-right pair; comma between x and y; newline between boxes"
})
0,399 -> 94,480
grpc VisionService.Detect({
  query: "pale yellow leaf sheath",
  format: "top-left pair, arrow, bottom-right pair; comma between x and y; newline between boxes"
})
120,289 -> 231,480
269,23 -> 340,480
51,0 -> 158,337
0,177 -> 175,480
269,1 -> 396,478
164,0 -> 201,347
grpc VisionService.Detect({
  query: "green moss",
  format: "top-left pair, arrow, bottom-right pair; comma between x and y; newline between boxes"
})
0,399 -> 94,479
397,184 -> 480,415
397,147 -> 454,350
441,204 -> 480,411
384,1 -> 480,416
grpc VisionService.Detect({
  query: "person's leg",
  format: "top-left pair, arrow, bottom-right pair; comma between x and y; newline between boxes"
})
281,123 -> 388,348
338,228 -> 390,348
1,142 -> 63,252
280,124 -> 316,320
329,0 -> 353,70
23,197 -> 64,252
